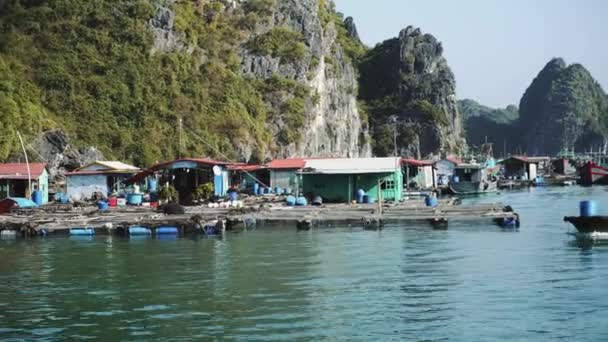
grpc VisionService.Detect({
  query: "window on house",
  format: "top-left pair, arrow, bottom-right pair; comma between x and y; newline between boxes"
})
381,180 -> 395,190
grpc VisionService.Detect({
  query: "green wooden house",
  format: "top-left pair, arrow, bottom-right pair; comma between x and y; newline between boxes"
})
300,158 -> 403,203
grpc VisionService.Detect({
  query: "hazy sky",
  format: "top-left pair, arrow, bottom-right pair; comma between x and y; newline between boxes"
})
334,0 -> 608,108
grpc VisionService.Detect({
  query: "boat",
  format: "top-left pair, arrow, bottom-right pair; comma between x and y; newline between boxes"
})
564,216 -> 608,233
579,161 -> 608,185
449,164 -> 498,195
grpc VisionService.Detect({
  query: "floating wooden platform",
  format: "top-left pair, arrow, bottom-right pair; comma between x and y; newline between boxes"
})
0,198 -> 519,237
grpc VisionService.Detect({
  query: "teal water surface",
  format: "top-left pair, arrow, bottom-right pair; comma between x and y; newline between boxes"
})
1,186 -> 608,341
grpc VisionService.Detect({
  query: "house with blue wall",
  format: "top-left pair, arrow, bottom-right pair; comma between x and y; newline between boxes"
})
66,161 -> 140,201
126,158 -> 231,204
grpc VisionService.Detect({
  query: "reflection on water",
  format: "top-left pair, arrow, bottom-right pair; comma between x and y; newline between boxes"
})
1,187 -> 608,340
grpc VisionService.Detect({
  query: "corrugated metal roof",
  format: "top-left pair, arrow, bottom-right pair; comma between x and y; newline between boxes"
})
302,157 -> 401,174
227,164 -> 265,171
266,159 -> 307,170
77,161 -> 140,172
500,156 -> 550,164
125,158 -> 230,184
0,163 -> 46,180
402,158 -> 434,167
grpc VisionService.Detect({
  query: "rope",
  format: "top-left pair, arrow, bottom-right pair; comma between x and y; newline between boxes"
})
183,126 -> 270,188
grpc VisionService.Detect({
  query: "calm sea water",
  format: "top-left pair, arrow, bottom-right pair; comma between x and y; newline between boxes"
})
1,186 -> 608,341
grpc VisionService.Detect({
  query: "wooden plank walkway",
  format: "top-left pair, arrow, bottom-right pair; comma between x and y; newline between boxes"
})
0,199 -> 519,237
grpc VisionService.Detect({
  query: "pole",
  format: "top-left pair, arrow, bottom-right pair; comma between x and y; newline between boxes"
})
377,179 -> 383,218
178,117 -> 183,159
393,118 -> 398,157
17,131 -> 32,199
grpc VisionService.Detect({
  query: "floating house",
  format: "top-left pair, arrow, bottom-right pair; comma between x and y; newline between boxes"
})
266,158 -> 306,193
434,156 -> 461,185
500,156 -> 550,180
300,157 -> 403,203
402,158 -> 436,189
227,164 -> 268,192
127,158 -> 231,204
65,161 -> 140,201
0,163 -> 48,204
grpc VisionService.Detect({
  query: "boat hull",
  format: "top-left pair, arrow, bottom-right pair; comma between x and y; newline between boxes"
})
579,161 -> 608,185
564,216 -> 608,233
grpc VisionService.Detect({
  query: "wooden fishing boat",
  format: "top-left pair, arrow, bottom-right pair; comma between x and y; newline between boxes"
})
564,216 -> 608,233
579,161 -> 608,185
449,164 -> 498,195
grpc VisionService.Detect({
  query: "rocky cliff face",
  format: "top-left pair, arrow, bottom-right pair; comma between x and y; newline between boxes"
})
518,58 -> 608,155
358,26 -> 465,158
240,0 -> 370,158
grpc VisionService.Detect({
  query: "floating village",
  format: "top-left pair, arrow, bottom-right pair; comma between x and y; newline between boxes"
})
1,149 -> 608,239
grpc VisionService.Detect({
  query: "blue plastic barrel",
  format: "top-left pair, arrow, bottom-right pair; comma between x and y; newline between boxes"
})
452,176 -> 460,183
32,191 -> 42,206
296,197 -> 308,206
356,189 -> 365,204
229,191 -> 238,201
284,188 -> 292,195
97,201 -> 109,211
253,183 -> 260,195
127,194 -> 143,206
70,228 -> 95,236
425,196 -> 438,208
156,226 -> 178,235
148,179 -> 158,192
286,195 -> 297,206
275,187 -> 283,195
580,200 -> 597,217
129,226 -> 151,235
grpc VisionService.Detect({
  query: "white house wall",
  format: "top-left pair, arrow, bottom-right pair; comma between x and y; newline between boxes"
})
67,175 -> 108,201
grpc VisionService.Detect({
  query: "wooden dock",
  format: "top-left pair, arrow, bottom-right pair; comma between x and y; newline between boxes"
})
0,198 -> 520,237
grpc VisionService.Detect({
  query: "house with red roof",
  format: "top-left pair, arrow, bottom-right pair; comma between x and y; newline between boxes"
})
65,161 -> 140,201
266,158 -> 308,192
0,163 -> 49,204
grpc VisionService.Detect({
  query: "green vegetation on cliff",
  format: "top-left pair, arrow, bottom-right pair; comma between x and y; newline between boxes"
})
459,99 -> 518,149
518,58 -> 608,155
0,0 -> 287,165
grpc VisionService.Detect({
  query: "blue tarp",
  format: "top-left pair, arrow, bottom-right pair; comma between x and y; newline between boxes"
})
8,197 -> 38,208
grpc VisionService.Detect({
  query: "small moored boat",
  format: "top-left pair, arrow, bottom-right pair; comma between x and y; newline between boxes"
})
564,216 -> 608,234
449,164 -> 498,195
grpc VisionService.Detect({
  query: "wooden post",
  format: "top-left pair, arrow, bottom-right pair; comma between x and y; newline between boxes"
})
377,179 -> 383,218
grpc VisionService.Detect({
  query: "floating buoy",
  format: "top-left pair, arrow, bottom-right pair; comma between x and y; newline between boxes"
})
156,227 -> 178,235
286,196 -> 297,206
70,228 -> 95,236
129,226 -> 151,235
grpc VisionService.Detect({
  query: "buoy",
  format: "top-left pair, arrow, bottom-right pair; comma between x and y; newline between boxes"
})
286,196 -> 297,206
129,226 -> 151,235
312,196 -> 323,206
580,200 -> 597,217
156,227 -> 178,235
70,228 -> 95,236
296,197 -> 308,206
